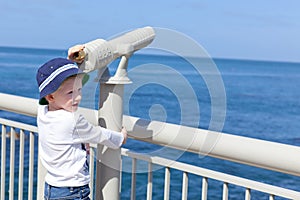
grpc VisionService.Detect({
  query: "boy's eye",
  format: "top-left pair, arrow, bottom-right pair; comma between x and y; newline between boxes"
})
67,91 -> 73,95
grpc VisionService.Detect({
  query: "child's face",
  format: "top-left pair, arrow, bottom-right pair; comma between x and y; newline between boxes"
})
47,76 -> 83,112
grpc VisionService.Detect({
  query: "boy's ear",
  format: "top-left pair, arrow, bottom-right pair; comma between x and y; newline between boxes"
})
45,94 -> 54,103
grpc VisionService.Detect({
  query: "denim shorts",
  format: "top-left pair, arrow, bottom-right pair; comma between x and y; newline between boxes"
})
44,182 -> 90,200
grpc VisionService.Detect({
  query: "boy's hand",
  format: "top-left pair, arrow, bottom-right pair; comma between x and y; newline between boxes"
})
121,127 -> 128,145
68,44 -> 85,63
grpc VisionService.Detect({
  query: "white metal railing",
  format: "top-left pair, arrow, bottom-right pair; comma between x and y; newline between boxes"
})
0,118 -> 37,200
2,120 -> 300,200
120,148 -> 300,200
1,93 -> 300,199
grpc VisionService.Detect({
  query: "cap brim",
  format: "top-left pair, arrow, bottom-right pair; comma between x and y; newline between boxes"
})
39,97 -> 49,105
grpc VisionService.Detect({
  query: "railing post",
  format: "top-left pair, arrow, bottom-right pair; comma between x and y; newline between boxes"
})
95,56 -> 131,199
37,145 -> 47,200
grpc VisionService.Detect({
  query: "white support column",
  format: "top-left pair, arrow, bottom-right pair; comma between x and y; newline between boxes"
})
95,84 -> 124,200
95,56 -> 131,200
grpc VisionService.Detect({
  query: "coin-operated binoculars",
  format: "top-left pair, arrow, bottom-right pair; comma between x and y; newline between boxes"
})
76,27 -> 155,199
75,26 -> 155,79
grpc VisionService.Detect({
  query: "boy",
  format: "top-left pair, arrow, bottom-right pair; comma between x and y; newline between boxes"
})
36,57 -> 127,199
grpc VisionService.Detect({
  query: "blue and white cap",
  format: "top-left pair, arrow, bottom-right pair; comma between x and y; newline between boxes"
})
36,58 -> 88,105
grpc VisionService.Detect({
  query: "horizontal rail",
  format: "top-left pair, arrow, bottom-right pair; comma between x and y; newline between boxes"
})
1,93 -> 300,177
0,118 -> 37,133
122,115 -> 300,177
0,93 -> 38,117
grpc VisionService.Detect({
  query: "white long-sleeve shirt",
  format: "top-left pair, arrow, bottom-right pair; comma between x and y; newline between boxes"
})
37,105 -> 124,187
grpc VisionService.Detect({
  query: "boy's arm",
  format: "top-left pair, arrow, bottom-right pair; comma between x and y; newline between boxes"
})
73,114 -> 127,149
121,127 -> 128,144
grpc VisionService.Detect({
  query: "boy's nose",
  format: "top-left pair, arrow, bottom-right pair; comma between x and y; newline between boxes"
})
73,92 -> 82,102
75,94 -> 82,102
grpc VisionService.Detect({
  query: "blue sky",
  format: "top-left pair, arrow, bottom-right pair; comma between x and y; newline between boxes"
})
1,0 -> 300,62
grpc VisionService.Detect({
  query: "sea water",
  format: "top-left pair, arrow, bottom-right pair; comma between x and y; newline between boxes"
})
1,46 -> 300,199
